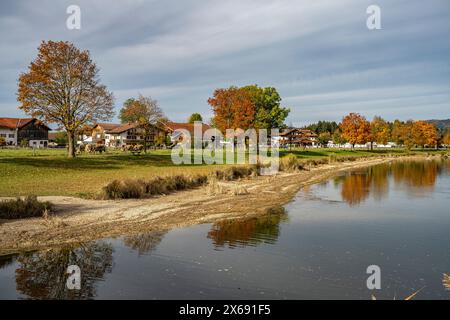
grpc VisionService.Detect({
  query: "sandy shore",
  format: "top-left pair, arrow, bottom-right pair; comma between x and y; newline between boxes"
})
0,155 -> 434,255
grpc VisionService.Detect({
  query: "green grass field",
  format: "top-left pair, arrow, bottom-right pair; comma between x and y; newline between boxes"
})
0,147 -> 447,197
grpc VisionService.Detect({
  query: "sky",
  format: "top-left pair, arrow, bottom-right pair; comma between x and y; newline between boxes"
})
0,0 -> 449,126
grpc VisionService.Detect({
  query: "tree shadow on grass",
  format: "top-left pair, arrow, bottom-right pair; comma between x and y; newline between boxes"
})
0,153 -> 180,170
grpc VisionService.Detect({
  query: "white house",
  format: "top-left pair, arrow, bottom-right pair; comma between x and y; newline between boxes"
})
0,118 -> 49,148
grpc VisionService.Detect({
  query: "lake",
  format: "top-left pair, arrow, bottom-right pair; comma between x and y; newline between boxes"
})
0,159 -> 449,299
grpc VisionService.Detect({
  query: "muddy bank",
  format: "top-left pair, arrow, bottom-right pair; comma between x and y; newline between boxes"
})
0,155 -> 437,255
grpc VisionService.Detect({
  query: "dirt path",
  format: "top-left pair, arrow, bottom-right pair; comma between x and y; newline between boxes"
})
0,155 -> 432,255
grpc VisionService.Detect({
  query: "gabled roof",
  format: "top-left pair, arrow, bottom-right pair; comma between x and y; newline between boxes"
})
279,128 -> 317,137
93,123 -> 121,131
0,118 -> 49,130
164,122 -> 211,135
107,122 -> 139,134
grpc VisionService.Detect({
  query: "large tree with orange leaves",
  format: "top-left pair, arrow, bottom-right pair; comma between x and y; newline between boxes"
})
369,116 -> 390,149
340,113 -> 371,148
208,86 -> 255,133
412,121 -> 438,148
443,131 -> 450,146
17,41 -> 114,158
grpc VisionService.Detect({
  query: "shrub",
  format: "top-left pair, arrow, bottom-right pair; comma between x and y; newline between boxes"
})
279,154 -> 304,172
102,166 -> 258,199
0,196 -> 53,219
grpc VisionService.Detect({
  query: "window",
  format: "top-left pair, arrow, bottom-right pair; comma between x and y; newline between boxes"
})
0,134 -> 6,137
40,141 -> 43,144
8,134 -> 14,138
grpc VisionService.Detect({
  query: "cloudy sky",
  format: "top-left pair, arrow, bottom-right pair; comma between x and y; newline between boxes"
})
1,0 -> 449,126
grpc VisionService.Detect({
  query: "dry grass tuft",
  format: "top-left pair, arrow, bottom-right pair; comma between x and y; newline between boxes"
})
443,273 -> 450,291
0,196 -> 53,220
103,165 -> 258,199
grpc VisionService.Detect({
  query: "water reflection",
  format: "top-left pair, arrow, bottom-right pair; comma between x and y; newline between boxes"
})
15,242 -> 113,299
336,160 -> 447,206
207,210 -> 288,249
123,230 -> 168,255
0,254 -> 15,269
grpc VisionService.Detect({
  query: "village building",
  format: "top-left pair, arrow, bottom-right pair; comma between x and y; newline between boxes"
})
91,122 -> 167,148
164,122 -> 212,145
279,128 -> 318,148
0,118 -> 49,148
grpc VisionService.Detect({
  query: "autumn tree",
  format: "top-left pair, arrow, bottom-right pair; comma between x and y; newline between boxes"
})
443,131 -> 450,146
369,116 -> 391,149
119,94 -> 166,152
188,113 -> 203,123
119,98 -> 137,123
391,119 -> 414,149
413,121 -> 438,148
17,41 -> 114,158
208,86 -> 255,132
340,113 -> 371,148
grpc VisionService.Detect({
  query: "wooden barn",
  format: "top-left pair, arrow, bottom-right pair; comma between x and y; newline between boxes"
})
279,128 -> 318,148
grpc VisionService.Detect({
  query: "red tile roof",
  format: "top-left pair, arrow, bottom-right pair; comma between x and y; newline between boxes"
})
0,118 -> 39,129
93,123 -> 121,131
106,122 -> 139,134
164,122 -> 211,135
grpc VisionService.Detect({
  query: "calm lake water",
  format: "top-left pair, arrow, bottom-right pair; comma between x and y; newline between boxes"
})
1,159 -> 449,299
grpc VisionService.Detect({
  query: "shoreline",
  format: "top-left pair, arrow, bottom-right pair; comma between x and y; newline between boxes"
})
0,154 -> 441,255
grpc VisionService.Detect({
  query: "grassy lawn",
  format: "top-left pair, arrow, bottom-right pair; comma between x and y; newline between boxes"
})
0,147 -> 447,197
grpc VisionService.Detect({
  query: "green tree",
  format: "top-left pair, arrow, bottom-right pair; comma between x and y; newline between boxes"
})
332,129 -> 347,145
242,85 -> 290,129
55,131 -> 68,146
119,94 -> 166,153
119,98 -> 137,123
188,113 -> 203,123
318,132 -> 331,147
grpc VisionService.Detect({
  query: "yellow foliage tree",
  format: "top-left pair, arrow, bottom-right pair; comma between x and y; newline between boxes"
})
340,113 -> 371,148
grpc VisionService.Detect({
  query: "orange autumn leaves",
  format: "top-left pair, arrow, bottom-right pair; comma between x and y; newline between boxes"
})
340,113 -> 438,148
207,87 -> 255,132
340,113 -> 371,147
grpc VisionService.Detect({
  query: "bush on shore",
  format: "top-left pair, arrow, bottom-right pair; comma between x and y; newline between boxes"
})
102,165 -> 261,199
0,196 -> 52,219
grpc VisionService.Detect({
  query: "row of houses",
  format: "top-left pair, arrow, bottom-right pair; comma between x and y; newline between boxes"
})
1,116 -> 323,149
0,117 -> 214,148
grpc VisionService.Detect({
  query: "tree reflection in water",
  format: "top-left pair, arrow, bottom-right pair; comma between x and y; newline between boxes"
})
0,255 -> 15,269
207,208 -> 288,249
123,230 -> 168,256
337,160 -> 446,206
15,242 -> 113,299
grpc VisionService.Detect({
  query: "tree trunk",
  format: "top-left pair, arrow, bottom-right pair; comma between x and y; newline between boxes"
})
370,142 -> 373,150
67,131 -> 76,158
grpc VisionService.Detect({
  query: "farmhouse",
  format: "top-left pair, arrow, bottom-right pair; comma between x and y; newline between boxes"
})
0,118 -> 49,147
91,123 -> 121,145
279,128 -> 318,148
164,122 -> 211,144
92,122 -> 167,148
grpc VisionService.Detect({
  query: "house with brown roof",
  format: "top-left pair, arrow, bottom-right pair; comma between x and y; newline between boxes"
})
91,123 -> 122,144
0,118 -> 49,147
164,122 -> 211,144
92,122 -> 168,148
279,128 -> 318,148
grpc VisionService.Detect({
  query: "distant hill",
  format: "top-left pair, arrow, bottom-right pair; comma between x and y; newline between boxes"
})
426,119 -> 450,131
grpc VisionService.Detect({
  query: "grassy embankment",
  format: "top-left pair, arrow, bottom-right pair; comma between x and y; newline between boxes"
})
0,147 -> 447,197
